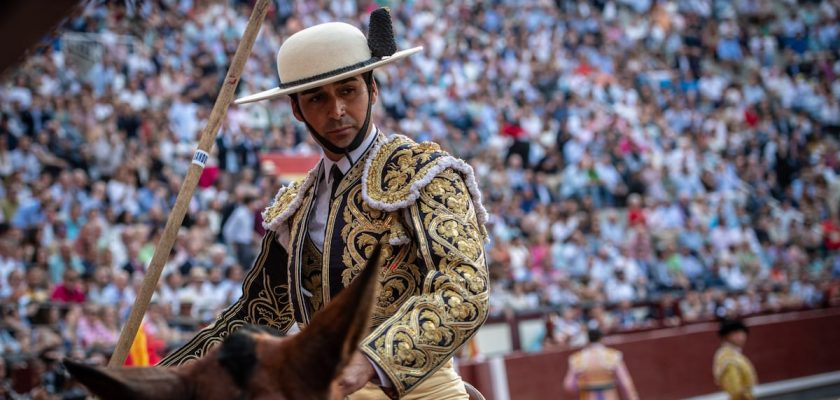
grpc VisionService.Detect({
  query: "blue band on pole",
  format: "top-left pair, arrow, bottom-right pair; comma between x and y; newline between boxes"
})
192,150 -> 209,168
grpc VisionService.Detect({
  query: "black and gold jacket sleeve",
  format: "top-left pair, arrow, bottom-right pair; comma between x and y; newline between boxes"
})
358,134 -> 490,396
157,208 -> 299,366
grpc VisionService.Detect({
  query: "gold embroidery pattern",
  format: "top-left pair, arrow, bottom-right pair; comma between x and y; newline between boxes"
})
301,237 -> 323,313
362,168 -> 489,396
286,177 -> 318,324
340,186 -> 393,286
263,179 -> 303,226
329,184 -> 420,328
157,309 -> 248,366
365,136 -> 445,205
244,282 -> 293,330
319,134 -> 385,305
375,244 -> 421,313
159,232 -> 295,366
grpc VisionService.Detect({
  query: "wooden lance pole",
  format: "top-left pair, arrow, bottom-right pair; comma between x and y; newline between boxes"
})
109,0 -> 271,367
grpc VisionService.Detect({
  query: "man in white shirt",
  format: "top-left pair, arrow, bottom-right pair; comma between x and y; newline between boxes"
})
221,195 -> 258,269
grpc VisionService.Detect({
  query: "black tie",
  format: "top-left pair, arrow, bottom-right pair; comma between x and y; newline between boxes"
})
330,164 -> 344,198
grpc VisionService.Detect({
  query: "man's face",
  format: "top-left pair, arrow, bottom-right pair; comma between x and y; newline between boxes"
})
291,75 -> 377,158
727,331 -> 748,347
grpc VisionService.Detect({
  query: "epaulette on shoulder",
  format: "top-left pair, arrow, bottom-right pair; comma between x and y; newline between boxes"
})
604,347 -> 622,364
569,351 -> 584,369
362,134 -> 488,227
261,168 -> 318,232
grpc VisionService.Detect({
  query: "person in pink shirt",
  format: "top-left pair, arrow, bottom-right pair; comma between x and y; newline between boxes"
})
49,269 -> 85,304
75,303 -> 119,349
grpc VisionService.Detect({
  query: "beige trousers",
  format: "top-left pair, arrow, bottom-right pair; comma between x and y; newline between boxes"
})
348,360 -> 468,400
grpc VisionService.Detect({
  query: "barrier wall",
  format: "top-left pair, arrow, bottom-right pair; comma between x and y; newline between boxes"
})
460,307 -> 840,400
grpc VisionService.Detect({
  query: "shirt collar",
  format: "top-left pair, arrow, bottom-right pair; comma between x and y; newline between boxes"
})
322,125 -> 378,183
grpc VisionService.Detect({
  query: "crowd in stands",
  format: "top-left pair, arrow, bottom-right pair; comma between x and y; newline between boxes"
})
1,0 -> 840,396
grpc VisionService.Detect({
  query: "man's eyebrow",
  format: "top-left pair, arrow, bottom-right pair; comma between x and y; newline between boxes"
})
299,77 -> 361,96
299,87 -> 322,96
334,77 -> 359,85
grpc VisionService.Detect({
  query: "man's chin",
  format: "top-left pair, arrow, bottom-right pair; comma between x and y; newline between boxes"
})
325,131 -> 358,147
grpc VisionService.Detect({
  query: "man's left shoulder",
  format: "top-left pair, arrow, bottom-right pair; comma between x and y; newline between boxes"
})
362,134 -> 481,212
603,347 -> 623,362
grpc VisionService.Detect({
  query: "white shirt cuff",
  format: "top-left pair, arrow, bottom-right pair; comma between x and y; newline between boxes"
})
366,356 -> 392,388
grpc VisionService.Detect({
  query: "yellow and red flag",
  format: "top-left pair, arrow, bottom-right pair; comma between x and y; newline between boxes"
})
124,323 -> 162,366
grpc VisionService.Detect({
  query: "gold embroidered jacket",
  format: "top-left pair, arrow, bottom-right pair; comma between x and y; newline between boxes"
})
159,132 -> 490,397
713,343 -> 757,400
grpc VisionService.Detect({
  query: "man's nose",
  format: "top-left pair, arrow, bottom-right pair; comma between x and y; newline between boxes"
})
328,98 -> 346,119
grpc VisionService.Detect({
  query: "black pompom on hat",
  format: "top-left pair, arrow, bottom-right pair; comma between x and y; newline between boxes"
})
368,8 -> 397,58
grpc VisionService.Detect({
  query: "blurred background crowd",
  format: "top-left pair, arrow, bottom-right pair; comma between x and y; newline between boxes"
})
1,0 -> 840,397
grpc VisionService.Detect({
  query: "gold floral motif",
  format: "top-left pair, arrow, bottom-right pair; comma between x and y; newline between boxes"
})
339,186 -> 394,287
395,333 -> 427,367
418,311 -> 455,346
361,166 -> 489,396
377,275 -> 408,309
454,263 -> 487,295
377,268 -> 419,313
301,238 -> 323,313
366,136 -> 448,205
421,173 -> 484,263
263,179 -> 303,225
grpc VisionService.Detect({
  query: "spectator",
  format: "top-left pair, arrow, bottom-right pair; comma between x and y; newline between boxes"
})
50,269 -> 85,304
75,304 -> 118,349
221,195 -> 258,269
47,241 -> 84,285
101,270 -> 136,319
606,269 -> 637,303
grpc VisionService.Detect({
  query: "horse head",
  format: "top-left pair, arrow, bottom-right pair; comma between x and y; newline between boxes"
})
65,244 -> 384,400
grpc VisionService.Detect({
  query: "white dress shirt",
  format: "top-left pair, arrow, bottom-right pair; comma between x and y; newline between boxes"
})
308,126 -> 379,251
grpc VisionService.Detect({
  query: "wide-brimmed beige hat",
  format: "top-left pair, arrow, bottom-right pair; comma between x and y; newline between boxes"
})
235,9 -> 422,105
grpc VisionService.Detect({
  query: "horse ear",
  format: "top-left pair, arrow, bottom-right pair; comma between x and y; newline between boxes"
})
283,243 -> 383,393
64,359 -> 192,400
